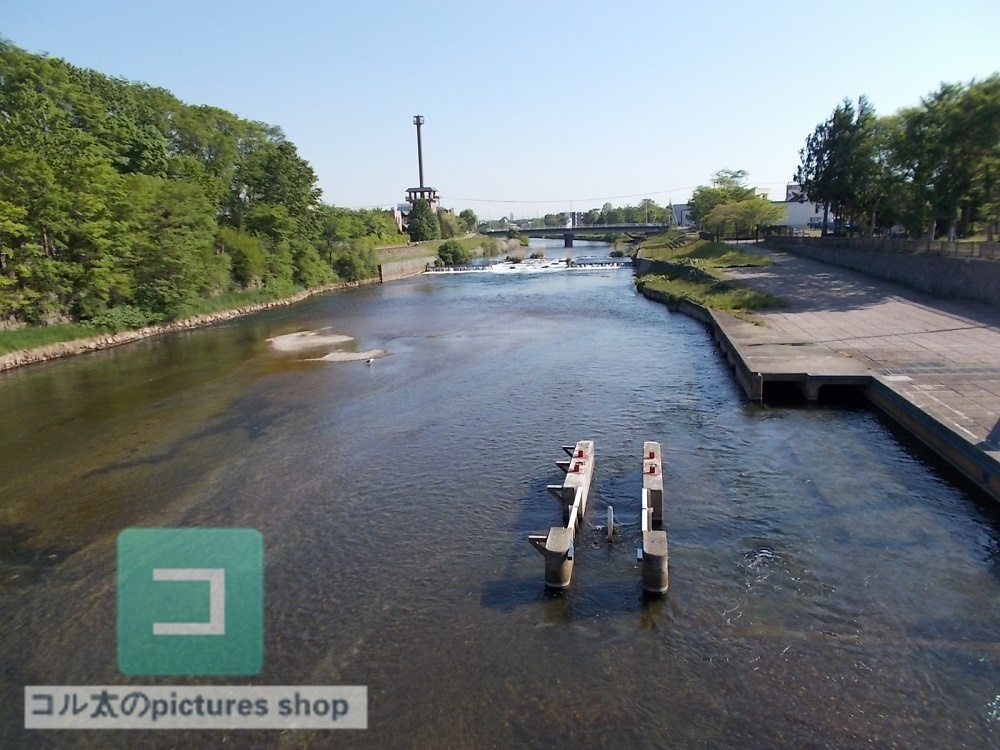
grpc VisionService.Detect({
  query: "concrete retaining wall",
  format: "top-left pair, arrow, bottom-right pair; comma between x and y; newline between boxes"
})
379,256 -> 435,282
763,237 -> 1000,307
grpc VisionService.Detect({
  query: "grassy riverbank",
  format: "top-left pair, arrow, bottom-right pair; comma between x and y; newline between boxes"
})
636,271 -> 786,313
639,237 -> 774,267
376,234 -> 501,263
0,278 -> 384,362
0,287 -> 293,356
636,238 -> 785,314
0,234 -> 504,365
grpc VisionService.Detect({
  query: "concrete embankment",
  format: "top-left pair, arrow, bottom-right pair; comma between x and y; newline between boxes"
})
636,247 -> 1000,503
379,256 -> 436,281
0,277 -> 381,373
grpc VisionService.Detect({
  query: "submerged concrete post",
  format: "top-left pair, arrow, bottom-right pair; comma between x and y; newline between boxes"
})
528,527 -> 575,588
641,530 -> 669,594
639,442 -> 668,594
529,440 -> 594,588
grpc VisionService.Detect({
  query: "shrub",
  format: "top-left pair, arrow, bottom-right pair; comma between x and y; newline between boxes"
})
437,239 -> 472,265
87,305 -> 163,332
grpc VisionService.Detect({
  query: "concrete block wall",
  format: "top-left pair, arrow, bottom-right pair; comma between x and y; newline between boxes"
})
379,256 -> 435,282
764,238 -> 1000,308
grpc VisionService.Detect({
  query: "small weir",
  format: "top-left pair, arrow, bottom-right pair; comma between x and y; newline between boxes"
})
528,440 -> 669,594
424,258 -> 632,274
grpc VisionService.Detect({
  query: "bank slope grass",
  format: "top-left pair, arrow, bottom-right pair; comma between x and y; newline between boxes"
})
636,261 -> 786,315
638,229 -> 688,253
640,238 -> 773,268
0,286 -> 294,356
0,324 -> 100,356
0,280 -> 361,357
376,235 -> 495,263
1,235 -> 501,359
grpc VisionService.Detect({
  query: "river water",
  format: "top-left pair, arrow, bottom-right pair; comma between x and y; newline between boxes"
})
3,239 -> 1000,748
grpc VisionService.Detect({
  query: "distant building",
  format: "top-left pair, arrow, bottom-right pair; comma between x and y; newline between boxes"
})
670,203 -> 694,227
754,187 -> 771,201
785,183 -> 805,201
392,205 -> 407,234
772,184 -> 823,229
405,187 -> 439,213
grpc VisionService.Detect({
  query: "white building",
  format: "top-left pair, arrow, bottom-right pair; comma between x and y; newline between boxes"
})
773,184 -> 824,229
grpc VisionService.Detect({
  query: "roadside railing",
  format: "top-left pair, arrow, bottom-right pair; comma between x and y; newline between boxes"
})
765,235 -> 999,261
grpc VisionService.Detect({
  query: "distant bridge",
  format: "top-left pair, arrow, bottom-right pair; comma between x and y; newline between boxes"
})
483,223 -> 668,247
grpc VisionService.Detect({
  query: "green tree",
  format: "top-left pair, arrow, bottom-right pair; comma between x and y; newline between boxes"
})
122,175 -> 219,318
796,96 -> 891,235
437,239 -> 471,265
638,199 -> 664,224
458,209 -> 478,232
217,227 -> 267,288
704,197 -> 786,238
408,199 -> 439,241
689,170 -> 755,225
331,237 -> 379,281
290,237 -> 333,287
438,209 -> 464,239
893,76 -> 1000,239
0,40 -> 335,328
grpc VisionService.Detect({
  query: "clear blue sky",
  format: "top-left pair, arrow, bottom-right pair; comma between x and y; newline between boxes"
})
4,0 -> 999,219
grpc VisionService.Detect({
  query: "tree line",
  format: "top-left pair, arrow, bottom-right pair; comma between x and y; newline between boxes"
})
687,169 -> 785,238
406,200 -> 477,242
795,75 -> 1000,240
0,41 -> 409,329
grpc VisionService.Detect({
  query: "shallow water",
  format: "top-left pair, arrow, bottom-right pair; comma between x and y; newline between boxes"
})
3,240 -> 1000,748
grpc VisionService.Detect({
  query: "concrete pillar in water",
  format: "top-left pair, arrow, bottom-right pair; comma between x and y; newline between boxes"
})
563,232 -> 574,248
641,530 -> 669,594
639,441 -> 668,594
528,527 -> 575,588
529,441 -> 594,588
643,441 -> 664,528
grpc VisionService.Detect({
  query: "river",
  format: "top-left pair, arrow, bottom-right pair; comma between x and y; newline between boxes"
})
2,239 -> 1000,748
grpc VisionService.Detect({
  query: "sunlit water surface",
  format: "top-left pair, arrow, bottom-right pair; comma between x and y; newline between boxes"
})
3,241 -> 1000,748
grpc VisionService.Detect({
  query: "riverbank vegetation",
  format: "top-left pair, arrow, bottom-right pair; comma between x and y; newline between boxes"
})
640,238 -> 773,269
795,75 -> 1000,240
433,236 -> 503,266
405,202 -> 477,242
0,41 -> 411,338
636,265 -> 785,313
687,170 -> 787,238
437,240 -> 471,265
636,238 -> 782,314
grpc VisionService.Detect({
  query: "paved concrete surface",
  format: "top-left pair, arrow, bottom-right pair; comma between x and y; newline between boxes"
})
716,246 -> 1000,464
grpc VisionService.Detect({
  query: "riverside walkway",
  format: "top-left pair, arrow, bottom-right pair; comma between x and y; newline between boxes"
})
695,246 -> 1000,502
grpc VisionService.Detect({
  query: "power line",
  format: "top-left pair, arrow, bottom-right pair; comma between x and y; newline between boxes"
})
333,178 -> 794,211
439,187 -> 702,205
